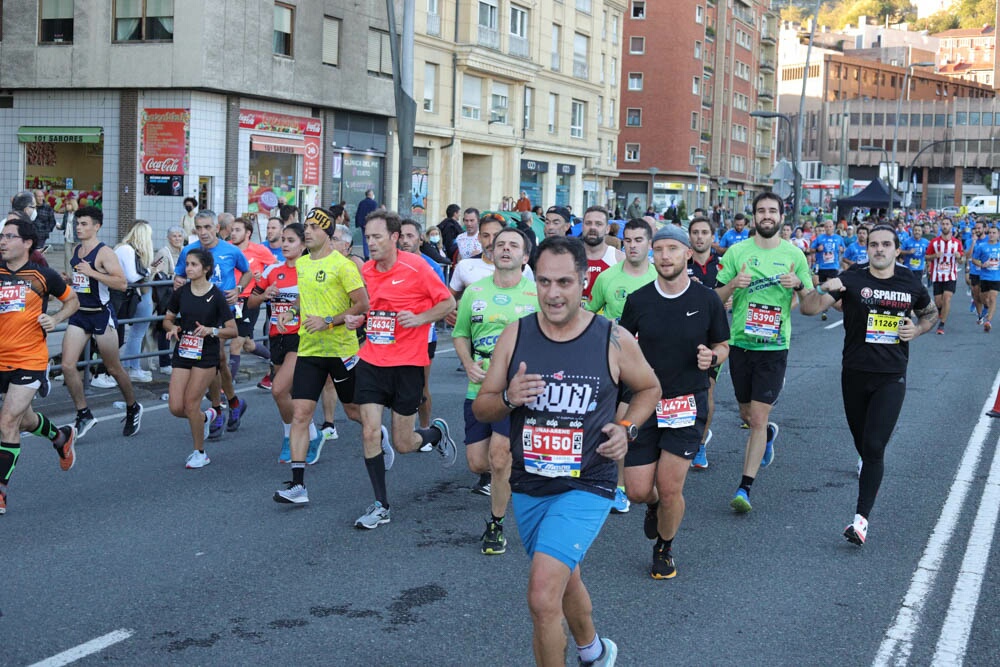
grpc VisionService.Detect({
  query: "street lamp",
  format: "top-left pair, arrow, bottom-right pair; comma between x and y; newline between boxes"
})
890,61 -> 935,218
694,154 -> 706,210
648,166 -> 659,211
751,110 -> 799,226
861,144 -> 891,216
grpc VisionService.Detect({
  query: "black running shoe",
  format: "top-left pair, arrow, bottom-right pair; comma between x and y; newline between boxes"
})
651,543 -> 676,580
481,519 -> 507,555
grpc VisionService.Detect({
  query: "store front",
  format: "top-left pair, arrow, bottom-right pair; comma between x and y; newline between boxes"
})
239,109 -> 321,215
520,159 -> 547,210
18,126 -> 104,210
555,163 -> 574,208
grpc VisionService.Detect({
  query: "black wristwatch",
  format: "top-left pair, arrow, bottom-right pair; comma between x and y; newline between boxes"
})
618,420 -> 639,442
793,280 -> 805,292
711,353 -> 719,368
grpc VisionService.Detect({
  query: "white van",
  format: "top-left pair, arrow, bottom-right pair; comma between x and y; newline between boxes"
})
967,196 -> 999,215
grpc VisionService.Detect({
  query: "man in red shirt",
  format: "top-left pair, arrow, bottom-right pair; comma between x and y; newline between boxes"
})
346,210 -> 457,529
581,206 -> 624,303
229,216 -> 277,383
925,217 -> 965,335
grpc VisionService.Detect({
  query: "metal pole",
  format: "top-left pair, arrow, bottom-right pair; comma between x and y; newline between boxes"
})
794,0 -> 823,227
891,66 -> 912,219
386,0 -> 416,215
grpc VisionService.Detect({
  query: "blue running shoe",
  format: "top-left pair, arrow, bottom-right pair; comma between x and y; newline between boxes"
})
970,299 -> 978,313
306,433 -> 324,465
226,397 -> 249,432
691,428 -> 711,469
761,421 -> 779,468
208,409 -> 225,440
730,488 -> 752,513
611,486 -> 630,514
278,437 -> 290,464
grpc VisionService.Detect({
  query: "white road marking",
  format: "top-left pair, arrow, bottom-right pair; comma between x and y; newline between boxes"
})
28,628 -> 134,667
872,368 -> 1000,666
931,429 -> 1000,664
824,319 -> 843,329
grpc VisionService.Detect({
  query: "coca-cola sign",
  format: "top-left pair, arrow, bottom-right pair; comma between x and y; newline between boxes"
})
239,109 -> 322,137
141,108 -> 188,176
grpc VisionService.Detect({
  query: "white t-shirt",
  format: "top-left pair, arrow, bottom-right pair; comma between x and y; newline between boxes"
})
455,233 -> 482,259
449,258 -> 534,292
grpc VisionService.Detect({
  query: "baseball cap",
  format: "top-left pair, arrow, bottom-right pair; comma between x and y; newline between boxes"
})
545,206 -> 571,223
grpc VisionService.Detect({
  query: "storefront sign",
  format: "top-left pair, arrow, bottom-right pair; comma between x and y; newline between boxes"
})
239,109 -> 322,136
338,153 -> 383,215
144,174 -> 184,196
302,136 -> 321,186
520,159 -> 549,174
557,163 -> 576,175
141,109 -> 189,175
17,126 -> 103,144
250,135 -> 305,154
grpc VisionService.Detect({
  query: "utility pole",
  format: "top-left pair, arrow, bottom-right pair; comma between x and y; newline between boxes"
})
386,0 -> 416,215
793,0 -> 823,226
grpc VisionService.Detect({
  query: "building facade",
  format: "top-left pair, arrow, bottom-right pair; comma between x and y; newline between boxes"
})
0,0 -> 396,242
614,0 -> 778,217
935,25 -> 997,88
412,0 -> 624,224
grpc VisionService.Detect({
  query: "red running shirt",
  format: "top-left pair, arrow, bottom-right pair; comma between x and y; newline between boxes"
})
928,237 -> 964,282
257,262 -> 300,336
360,251 -> 452,367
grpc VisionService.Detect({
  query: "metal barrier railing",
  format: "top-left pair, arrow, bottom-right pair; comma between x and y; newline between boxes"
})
48,278 -> 268,391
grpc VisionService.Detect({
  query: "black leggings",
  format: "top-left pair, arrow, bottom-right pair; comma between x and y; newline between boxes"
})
841,369 -> 906,519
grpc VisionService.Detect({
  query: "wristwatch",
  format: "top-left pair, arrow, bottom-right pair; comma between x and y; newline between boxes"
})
618,420 -> 638,442
793,280 -> 805,291
324,316 -> 334,329
710,353 -> 719,368
211,327 -> 219,337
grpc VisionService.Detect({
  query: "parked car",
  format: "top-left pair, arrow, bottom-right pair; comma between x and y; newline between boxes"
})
939,205 -> 961,216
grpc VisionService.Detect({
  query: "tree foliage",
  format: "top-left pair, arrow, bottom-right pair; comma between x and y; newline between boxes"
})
779,0 -> 994,30
913,0 -> 997,32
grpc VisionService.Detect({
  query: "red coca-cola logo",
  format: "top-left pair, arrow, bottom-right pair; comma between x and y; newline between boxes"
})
145,157 -> 181,173
305,120 -> 322,134
238,112 -> 256,126
305,142 -> 319,159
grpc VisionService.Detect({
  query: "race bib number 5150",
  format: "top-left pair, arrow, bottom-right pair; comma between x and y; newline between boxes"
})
522,424 -> 583,478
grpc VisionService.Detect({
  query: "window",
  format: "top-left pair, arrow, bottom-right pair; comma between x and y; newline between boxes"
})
610,56 -> 617,84
597,94 -> 604,125
427,0 -> 438,13
691,112 -> 698,130
548,93 -> 558,133
367,29 -> 393,76
629,36 -> 644,54
696,5 -> 703,24
626,107 -> 642,127
571,100 -> 585,137
602,9 -> 607,39
491,82 -> 509,124
114,0 -> 173,42
731,124 -> 747,142
599,54 -> 605,83
607,139 -> 615,165
689,147 -> 698,164
694,40 -> 701,59
625,143 -> 640,162
628,72 -> 643,90
735,61 -> 750,81
631,1 -> 645,19
609,98 -> 615,128
611,14 -> 619,44
322,16 -> 341,66
692,76 -> 700,95
573,32 -> 589,78
576,0 -> 592,13
462,74 -> 483,120
40,0 -> 74,43
551,24 -> 561,71
510,5 -> 528,38
523,87 -> 534,129
273,2 -> 293,56
730,155 -> 746,173
478,0 -> 498,29
423,63 -> 438,112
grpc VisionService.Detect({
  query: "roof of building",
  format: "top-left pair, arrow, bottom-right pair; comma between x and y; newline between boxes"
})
933,25 -> 995,39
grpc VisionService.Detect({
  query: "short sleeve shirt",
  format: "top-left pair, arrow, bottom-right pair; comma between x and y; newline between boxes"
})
175,239 -> 251,294
0,262 -> 72,371
586,262 -> 656,322
257,262 -> 300,336
296,251 -> 366,358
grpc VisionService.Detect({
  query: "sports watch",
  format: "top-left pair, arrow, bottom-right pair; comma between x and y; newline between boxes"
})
618,420 -> 638,442
324,316 -> 334,329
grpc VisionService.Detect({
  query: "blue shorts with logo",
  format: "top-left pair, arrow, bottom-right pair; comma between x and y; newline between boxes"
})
463,398 -> 511,444
68,305 -> 115,335
512,489 -> 612,570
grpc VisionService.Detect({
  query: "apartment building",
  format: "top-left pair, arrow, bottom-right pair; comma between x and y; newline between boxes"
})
935,25 -> 997,88
614,0 -> 778,216
413,0 -> 624,223
0,0 -> 396,241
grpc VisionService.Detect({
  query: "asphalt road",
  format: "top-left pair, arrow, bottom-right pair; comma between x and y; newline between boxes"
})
4,298 -> 999,666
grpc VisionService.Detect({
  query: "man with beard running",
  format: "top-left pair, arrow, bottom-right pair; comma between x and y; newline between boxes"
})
925,217 -> 964,335
715,192 -> 826,513
620,226 -> 729,579
811,225 -> 937,545
686,216 -> 723,469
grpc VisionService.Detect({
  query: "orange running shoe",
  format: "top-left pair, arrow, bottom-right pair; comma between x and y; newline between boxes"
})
56,425 -> 77,471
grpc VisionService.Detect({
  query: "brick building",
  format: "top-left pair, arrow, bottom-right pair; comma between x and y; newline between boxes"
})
934,25 -> 997,88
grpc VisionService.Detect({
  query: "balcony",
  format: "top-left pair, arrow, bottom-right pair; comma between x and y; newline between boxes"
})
759,59 -> 774,73
705,26 -> 716,41
701,131 -> 712,142
755,145 -> 770,158
478,25 -> 499,50
758,88 -> 774,102
427,13 -> 440,37
733,6 -> 754,25
509,35 -> 529,59
761,31 -> 776,46
704,63 -> 714,76
702,95 -> 713,108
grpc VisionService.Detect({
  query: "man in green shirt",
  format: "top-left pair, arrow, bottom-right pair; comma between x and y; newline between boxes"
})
715,192 -> 826,513
453,227 -> 537,556
587,218 -> 657,323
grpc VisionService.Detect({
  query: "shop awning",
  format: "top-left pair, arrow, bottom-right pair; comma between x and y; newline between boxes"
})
251,135 -> 305,154
17,126 -> 103,143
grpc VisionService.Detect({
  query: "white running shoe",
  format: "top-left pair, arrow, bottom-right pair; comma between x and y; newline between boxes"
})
321,424 -> 339,441
844,514 -> 868,546
185,450 -> 211,469
91,373 -> 117,389
202,408 -> 217,442
381,425 -> 395,470
355,501 -> 391,529
273,482 -> 309,504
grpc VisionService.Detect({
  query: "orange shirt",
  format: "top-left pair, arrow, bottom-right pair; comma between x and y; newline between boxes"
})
0,262 -> 73,371
235,242 -> 278,297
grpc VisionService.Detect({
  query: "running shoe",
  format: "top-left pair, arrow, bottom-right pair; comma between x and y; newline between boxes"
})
159,365 -> 173,375
208,409 -> 225,440
273,482 -> 309,504
381,425 -> 395,470
936,325 -> 945,335
354,501 -> 391,529
321,422 -> 339,441
306,433 -> 324,465
55,425 -> 76,471
970,299 -> 977,313
844,513 -> 868,546
985,320 -> 992,333
91,373 -> 117,389
982,307 -> 990,321
643,504 -> 659,540
257,373 -> 272,391
761,421 -> 779,468
122,402 -> 143,437
226,397 -> 249,432
978,316 -> 984,326
431,418 -> 457,467
740,421 -> 750,429
651,543 -> 677,580
730,488 -> 752,513
610,486 -> 630,514
691,429 -> 711,469
185,450 -> 210,469
0,486 -> 6,515
203,408 -> 217,442
471,472 -> 492,496
128,368 -> 152,383
481,519 -> 507,555
579,637 -> 618,667
278,437 -> 290,464
74,411 -> 97,439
